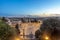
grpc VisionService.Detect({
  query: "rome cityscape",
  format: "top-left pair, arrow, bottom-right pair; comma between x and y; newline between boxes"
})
1,0 -> 60,40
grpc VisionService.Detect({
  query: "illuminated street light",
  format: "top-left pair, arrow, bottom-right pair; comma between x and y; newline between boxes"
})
14,36 -> 20,40
45,36 -> 49,40
42,34 -> 50,40
15,38 -> 20,40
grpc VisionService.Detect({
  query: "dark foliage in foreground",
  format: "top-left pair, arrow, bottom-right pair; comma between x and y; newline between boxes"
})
0,19 -> 18,40
35,18 -> 60,40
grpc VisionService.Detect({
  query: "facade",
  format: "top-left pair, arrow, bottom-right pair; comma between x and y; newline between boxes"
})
6,17 -> 43,39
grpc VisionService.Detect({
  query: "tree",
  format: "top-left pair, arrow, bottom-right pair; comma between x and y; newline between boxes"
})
21,18 -> 25,23
0,20 -> 18,40
35,18 -> 60,40
2,17 -> 8,22
15,24 -> 20,34
35,30 -> 42,40
34,19 -> 37,22
40,18 -> 60,33
35,30 -> 41,38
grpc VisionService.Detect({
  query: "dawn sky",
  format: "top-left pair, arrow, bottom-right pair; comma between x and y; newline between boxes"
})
0,0 -> 60,16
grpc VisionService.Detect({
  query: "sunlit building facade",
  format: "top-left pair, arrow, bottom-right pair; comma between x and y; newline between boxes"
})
6,17 -> 43,39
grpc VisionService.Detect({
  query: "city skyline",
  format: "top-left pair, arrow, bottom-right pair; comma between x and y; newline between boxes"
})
0,0 -> 60,16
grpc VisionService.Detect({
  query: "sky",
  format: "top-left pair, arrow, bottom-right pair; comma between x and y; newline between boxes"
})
0,0 -> 60,16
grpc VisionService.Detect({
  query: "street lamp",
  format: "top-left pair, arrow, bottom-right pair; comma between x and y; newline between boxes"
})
45,36 -> 49,40
15,38 -> 20,40
14,36 -> 21,40
41,35 -> 50,40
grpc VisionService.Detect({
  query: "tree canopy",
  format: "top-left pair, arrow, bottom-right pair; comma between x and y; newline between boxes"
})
40,18 -> 60,32
35,18 -> 60,40
15,24 -> 20,34
0,19 -> 18,40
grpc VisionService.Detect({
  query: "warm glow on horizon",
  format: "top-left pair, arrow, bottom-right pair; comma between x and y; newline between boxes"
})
44,8 -> 60,14
30,7 -> 60,17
